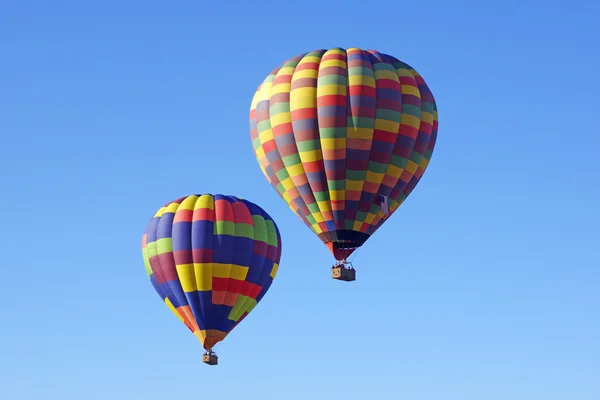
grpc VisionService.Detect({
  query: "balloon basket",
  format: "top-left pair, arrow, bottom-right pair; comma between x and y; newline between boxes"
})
331,263 -> 356,282
202,351 -> 218,366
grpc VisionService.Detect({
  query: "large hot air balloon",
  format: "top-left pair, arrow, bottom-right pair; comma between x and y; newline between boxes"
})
141,194 -> 282,365
249,47 -> 438,282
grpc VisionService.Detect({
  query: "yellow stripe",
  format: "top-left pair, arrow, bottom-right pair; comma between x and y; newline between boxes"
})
255,146 -> 265,160
312,213 -> 324,223
153,206 -> 167,218
365,212 -> 377,224
320,59 -> 346,68
195,194 -> 215,210
317,84 -> 346,96
250,91 -> 261,111
421,111 -> 434,125
299,55 -> 322,64
387,165 -> 403,179
291,68 -> 318,80
258,128 -> 274,143
405,160 -> 419,174
298,149 -> 322,163
290,87 -> 316,108
374,69 -> 398,80
165,202 -> 179,214
286,163 -> 304,177
401,84 -> 421,98
346,180 -> 363,191
311,223 -> 323,234
320,138 -> 345,151
178,195 -> 199,210
281,177 -> 295,191
270,262 -> 279,279
348,75 -> 375,87
330,189 -> 345,201
374,119 -> 399,133
270,83 -> 291,95
365,170 -> 384,184
395,68 -> 414,77
213,263 -> 249,280
165,298 -> 184,322
317,201 -> 331,212
401,114 -> 422,130
269,112 -> 291,127
347,127 -> 373,140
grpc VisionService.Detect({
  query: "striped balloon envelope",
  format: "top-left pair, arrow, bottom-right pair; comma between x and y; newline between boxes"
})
249,47 -> 438,266
141,194 -> 282,362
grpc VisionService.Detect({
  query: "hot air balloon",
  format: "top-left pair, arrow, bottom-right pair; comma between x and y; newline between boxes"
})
249,47 -> 438,282
141,194 -> 282,365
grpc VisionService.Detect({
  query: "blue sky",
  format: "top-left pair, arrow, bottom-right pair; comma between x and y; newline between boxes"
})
1,0 -> 599,399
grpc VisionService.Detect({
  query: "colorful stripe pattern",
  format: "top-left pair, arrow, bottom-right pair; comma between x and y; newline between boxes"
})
142,194 -> 282,350
249,47 -> 438,260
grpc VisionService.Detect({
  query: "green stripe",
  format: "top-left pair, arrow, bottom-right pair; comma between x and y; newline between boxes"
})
319,127 -> 347,138
142,247 -> 152,276
373,62 -> 396,72
275,169 -> 289,181
409,151 -> 423,164
348,66 -> 374,77
348,116 -> 374,129
307,203 -> 320,214
376,109 -> 402,122
215,221 -> 235,236
156,238 -> 173,255
269,102 -> 290,115
235,223 -> 254,239
368,161 -> 388,174
251,215 -> 268,243
296,139 -> 321,152
347,169 -> 366,180
402,104 -> 422,118
282,153 -> 301,166
421,101 -> 434,113
257,120 -> 272,133
265,220 -> 279,247
318,74 -> 346,86
390,155 -> 408,169
327,179 -> 345,190
313,191 -> 329,202
356,211 -> 367,222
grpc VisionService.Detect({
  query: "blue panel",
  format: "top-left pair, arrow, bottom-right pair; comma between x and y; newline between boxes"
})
156,212 -> 175,240
172,221 -> 192,251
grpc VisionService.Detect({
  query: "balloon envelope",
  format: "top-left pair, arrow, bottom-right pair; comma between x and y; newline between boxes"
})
142,194 -> 282,350
249,47 -> 438,260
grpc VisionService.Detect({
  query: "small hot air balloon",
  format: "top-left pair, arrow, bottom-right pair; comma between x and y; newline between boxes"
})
249,47 -> 438,281
141,194 -> 282,365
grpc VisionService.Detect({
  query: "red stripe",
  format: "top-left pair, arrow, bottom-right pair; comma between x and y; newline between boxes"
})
303,160 -> 324,173
262,139 -> 277,153
192,207 -> 213,222
295,61 -> 319,71
373,130 -> 397,144
215,199 -> 235,223
273,74 -> 292,85
317,94 -> 346,107
174,209 -> 193,223
375,78 -> 401,90
291,108 -> 317,121
231,201 -> 253,225
322,52 -> 346,62
348,85 -> 376,97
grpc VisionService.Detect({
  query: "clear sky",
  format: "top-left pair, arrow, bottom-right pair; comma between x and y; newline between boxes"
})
1,0 -> 599,399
